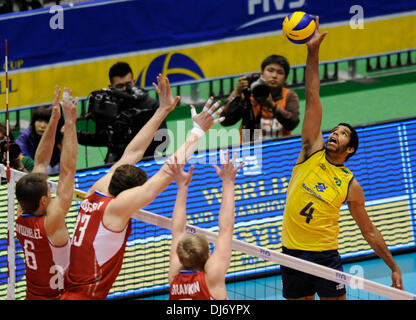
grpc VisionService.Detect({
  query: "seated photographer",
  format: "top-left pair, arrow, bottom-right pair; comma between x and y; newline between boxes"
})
77,62 -> 168,164
0,122 -> 33,174
220,55 -> 300,142
15,105 -> 63,175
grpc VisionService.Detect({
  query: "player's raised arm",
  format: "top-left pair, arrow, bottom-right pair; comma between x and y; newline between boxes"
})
297,16 -> 328,163
204,150 -> 244,299
167,160 -> 194,284
45,88 -> 79,246
103,98 -> 225,231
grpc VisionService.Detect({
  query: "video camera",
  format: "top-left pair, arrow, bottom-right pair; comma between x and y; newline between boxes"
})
243,73 -> 270,102
240,74 -> 271,139
88,85 -> 151,120
86,85 -> 154,145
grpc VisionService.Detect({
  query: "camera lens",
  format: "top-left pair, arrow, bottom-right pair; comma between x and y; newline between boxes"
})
251,79 -> 270,100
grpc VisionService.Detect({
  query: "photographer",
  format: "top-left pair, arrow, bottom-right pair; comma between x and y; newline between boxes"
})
77,62 -> 169,164
220,55 -> 300,142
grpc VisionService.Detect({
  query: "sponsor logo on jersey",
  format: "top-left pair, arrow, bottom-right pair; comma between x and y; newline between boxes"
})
314,182 -> 327,193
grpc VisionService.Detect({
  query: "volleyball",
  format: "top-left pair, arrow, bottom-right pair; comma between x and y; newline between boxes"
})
282,11 -> 316,44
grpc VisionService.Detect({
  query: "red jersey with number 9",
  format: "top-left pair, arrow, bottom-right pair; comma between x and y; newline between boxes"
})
15,213 -> 70,300
63,191 -> 131,300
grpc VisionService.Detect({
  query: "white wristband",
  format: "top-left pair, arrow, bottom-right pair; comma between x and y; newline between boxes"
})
190,127 -> 205,137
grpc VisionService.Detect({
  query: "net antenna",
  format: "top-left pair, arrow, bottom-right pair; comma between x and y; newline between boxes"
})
4,40 -> 10,180
2,166 -> 415,300
4,39 -> 16,300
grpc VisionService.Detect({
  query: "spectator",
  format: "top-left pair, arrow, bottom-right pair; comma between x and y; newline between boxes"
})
1,1 -> 90,14
220,55 -> 300,142
13,0 -> 42,11
0,0 -> 13,14
16,105 -> 63,175
77,62 -> 169,164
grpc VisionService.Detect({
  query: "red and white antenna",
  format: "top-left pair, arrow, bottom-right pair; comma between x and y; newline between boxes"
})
4,39 -> 15,301
5,39 -> 10,182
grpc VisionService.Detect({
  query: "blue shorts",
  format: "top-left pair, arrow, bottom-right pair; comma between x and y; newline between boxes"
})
281,247 -> 346,299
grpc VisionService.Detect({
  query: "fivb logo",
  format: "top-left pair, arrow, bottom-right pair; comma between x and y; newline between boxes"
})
335,266 -> 364,290
241,0 -> 305,29
186,226 -> 196,234
335,272 -> 347,282
259,248 -> 271,257
248,0 -> 305,15
247,1 -> 364,30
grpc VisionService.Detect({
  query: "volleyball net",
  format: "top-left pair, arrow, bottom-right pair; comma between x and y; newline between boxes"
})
1,117 -> 416,300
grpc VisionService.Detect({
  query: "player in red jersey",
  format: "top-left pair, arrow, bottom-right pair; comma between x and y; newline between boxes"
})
61,75 -> 225,300
15,86 -> 78,299
168,150 -> 243,300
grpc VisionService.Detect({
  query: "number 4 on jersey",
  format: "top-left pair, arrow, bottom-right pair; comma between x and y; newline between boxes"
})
300,202 -> 314,223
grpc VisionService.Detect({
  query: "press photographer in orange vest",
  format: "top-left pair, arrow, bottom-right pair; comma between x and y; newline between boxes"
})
220,55 -> 300,143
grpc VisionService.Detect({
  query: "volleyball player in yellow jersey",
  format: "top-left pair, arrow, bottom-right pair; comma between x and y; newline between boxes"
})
280,17 -> 404,300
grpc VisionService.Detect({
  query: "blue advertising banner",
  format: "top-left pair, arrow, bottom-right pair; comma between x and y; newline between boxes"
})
0,0 -> 415,108
1,0 -> 416,69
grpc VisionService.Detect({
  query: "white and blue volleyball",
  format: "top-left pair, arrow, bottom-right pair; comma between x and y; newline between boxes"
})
282,11 -> 316,44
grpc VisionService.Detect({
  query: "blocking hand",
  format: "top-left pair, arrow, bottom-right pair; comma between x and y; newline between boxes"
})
61,87 -> 78,124
152,74 -> 180,114
167,155 -> 194,188
213,150 -> 244,183
190,97 -> 225,134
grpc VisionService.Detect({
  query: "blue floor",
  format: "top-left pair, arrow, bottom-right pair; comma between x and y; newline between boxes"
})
343,251 -> 416,300
139,251 -> 416,300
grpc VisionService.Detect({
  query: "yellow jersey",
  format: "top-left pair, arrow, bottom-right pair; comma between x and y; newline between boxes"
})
281,149 -> 354,251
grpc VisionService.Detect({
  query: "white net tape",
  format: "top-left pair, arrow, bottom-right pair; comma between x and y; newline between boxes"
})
1,164 -> 415,300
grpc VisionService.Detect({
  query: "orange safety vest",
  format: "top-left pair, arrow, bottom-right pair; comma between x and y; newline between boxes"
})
240,87 -> 291,141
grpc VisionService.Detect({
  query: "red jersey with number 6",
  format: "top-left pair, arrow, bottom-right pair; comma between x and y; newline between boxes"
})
15,213 -> 70,300
169,270 -> 215,300
63,191 -> 131,300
